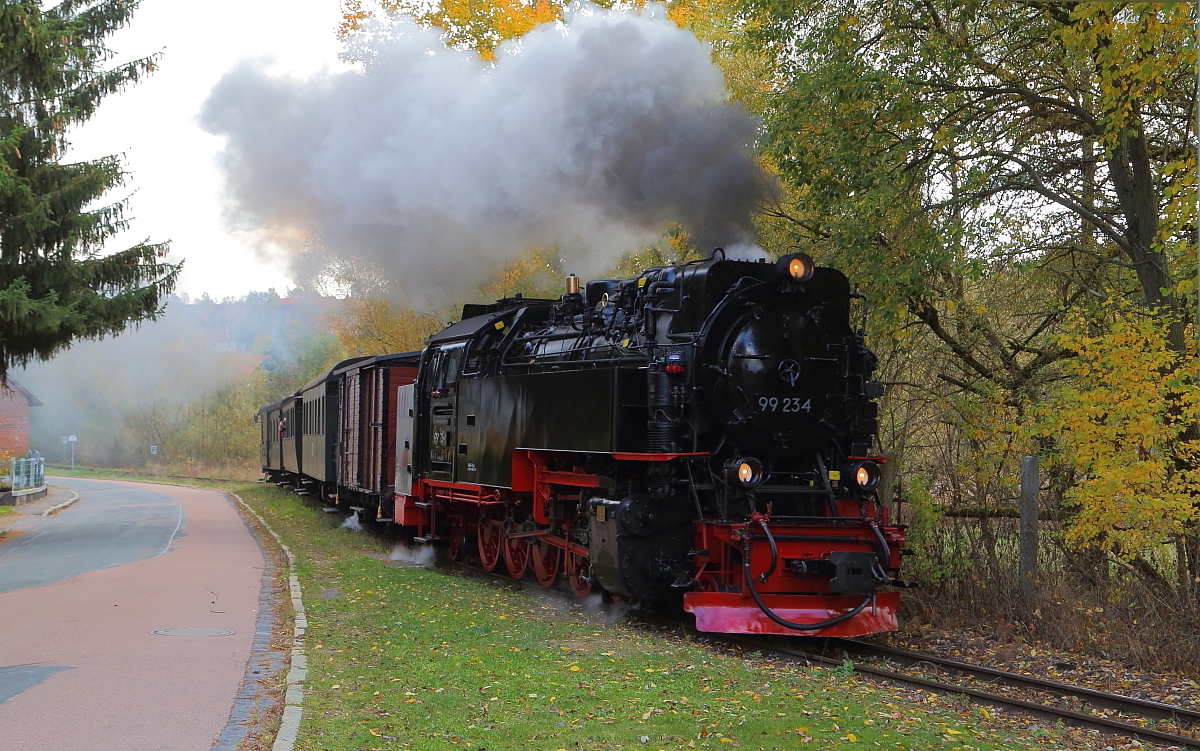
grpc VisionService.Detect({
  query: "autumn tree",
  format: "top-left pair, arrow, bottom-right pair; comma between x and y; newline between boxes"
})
1037,304 -> 1199,587
0,1 -> 180,380
742,0 -> 1194,331
340,0 -> 568,57
332,298 -> 440,356
735,5 -> 1194,437
735,0 -> 1190,385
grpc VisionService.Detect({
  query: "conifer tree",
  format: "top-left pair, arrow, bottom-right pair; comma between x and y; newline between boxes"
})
0,0 -> 179,380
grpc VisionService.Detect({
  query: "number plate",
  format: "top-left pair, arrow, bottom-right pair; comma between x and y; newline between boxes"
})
757,396 -> 811,412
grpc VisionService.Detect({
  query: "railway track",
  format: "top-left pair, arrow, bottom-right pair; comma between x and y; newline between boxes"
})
831,638 -> 1200,729
694,629 -> 1200,750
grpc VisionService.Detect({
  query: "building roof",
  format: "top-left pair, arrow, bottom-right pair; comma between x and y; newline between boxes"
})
2,377 -> 42,407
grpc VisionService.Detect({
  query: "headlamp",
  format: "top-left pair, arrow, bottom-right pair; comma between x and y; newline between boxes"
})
776,253 -> 815,282
725,456 -> 764,487
846,460 -> 881,490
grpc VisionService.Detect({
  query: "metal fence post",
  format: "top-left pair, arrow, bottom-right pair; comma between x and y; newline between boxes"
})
1019,455 -> 1039,612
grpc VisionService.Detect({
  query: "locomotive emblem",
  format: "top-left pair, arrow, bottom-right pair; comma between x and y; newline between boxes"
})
777,359 -> 801,386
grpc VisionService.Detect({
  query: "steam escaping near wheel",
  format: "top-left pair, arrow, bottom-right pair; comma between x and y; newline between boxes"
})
199,5 -> 771,304
389,543 -> 435,568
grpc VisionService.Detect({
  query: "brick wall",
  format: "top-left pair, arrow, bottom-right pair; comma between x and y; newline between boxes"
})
0,389 -> 29,457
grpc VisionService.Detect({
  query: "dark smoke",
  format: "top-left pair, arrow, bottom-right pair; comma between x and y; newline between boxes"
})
199,5 -> 769,303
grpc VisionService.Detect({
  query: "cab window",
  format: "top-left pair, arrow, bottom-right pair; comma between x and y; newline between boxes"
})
430,342 -> 468,391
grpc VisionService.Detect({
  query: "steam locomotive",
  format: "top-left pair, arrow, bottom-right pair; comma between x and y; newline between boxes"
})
259,250 -> 905,636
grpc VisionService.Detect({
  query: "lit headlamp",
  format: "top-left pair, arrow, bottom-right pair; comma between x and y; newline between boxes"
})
845,460 -> 881,490
776,253 -> 815,282
725,456 -> 764,486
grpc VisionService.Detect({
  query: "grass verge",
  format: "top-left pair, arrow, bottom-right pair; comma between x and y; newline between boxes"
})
46,466 -> 253,490
232,482 -> 1142,751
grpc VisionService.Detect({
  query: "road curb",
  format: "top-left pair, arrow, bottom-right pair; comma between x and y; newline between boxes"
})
230,494 -> 307,751
41,489 -> 80,518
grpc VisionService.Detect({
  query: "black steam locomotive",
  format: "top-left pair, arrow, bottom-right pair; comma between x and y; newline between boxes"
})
260,250 -> 904,636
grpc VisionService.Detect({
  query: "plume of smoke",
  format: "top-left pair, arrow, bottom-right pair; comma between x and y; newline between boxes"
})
388,543 -> 436,567
199,4 -> 770,305
340,511 -> 364,531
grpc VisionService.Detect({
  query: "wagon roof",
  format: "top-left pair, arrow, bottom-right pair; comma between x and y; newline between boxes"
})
295,356 -> 368,394
332,350 -> 422,376
256,399 -> 284,415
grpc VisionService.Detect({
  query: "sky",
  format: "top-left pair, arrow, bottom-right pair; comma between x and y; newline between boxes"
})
65,0 -> 348,300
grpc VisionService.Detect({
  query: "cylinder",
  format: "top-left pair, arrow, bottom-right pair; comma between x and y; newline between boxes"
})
566,274 -> 581,295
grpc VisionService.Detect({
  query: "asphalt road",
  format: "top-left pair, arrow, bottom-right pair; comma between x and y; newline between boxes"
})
0,477 -> 266,750
0,479 -> 184,594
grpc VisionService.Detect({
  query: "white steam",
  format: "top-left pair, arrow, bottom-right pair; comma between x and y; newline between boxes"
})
722,242 -> 771,262
389,543 -> 436,568
581,591 -> 634,624
199,5 -> 769,304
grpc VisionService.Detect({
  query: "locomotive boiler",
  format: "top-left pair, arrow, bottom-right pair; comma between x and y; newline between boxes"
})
263,250 -> 905,636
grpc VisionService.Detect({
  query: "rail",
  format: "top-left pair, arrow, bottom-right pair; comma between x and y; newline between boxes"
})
712,631 -> 1200,750
831,638 -> 1200,728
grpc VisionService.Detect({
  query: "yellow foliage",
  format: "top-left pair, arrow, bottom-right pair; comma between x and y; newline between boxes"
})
1055,3 -> 1195,153
477,245 -> 566,301
1036,304 -> 1200,555
331,298 -> 442,357
342,0 -> 566,58
666,0 -> 774,110
607,224 -> 704,280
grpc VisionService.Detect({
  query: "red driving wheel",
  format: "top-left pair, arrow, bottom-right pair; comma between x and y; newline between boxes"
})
503,532 -> 530,579
532,538 -> 561,588
564,549 -> 593,598
477,517 -> 502,572
447,528 -> 470,562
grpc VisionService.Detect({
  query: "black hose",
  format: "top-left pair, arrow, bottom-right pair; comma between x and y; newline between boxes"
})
758,517 -> 779,583
741,521 -> 873,631
868,520 -> 891,575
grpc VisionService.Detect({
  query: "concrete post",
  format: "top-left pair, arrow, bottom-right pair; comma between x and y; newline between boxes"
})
1019,456 -> 1039,612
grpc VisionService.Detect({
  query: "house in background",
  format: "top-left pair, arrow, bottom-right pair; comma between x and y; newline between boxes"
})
0,377 -> 42,457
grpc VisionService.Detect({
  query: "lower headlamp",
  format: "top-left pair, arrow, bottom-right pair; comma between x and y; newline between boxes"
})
726,456 -> 764,487
847,460 -> 881,490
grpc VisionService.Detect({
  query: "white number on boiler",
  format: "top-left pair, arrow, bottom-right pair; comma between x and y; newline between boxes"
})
758,396 -> 811,413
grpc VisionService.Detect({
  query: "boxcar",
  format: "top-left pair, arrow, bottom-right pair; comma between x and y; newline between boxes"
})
335,352 -> 421,512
